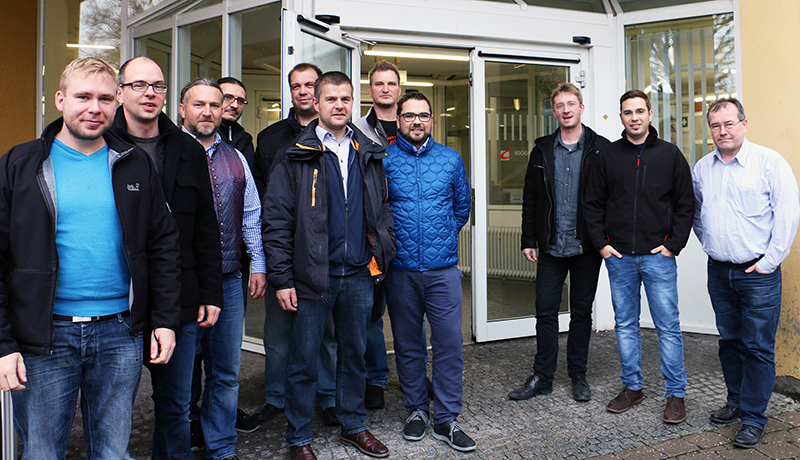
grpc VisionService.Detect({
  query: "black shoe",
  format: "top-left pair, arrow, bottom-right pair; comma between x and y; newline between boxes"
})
234,408 -> 260,433
432,420 -> 476,452
426,377 -> 435,400
190,419 -> 204,453
365,384 -> 385,409
320,406 -> 340,426
571,374 -> 592,402
256,403 -> 283,423
403,409 -> 429,441
508,375 -> 552,401
733,424 -> 764,449
709,405 -> 740,425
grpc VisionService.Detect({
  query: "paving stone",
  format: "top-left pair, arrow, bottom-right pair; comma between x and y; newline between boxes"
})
685,432 -> 733,448
53,329 -> 800,460
755,441 -> 800,459
716,448 -> 770,459
615,445 -> 667,459
763,429 -> 800,444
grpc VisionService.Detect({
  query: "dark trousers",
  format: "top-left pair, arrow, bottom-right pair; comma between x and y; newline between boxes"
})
386,267 -> 464,425
707,259 -> 782,430
533,250 -> 602,382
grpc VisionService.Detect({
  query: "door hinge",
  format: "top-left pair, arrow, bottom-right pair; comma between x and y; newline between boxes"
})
576,70 -> 586,88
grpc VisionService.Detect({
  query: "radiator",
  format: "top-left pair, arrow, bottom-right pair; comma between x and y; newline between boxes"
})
457,226 -> 536,280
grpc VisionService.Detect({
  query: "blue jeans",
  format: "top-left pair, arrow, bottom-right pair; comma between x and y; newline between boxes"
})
149,320 -> 198,460
196,271 -> 245,459
365,283 -> 389,388
707,259 -> 782,430
263,286 -> 336,409
385,267 -> 464,425
605,253 -> 686,398
285,268 -> 373,446
13,313 -> 143,460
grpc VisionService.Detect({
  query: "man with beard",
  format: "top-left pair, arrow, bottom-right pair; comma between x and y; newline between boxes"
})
383,92 -> 475,452
180,77 -> 267,460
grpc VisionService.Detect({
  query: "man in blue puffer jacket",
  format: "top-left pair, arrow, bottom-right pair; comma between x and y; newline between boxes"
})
383,92 -> 475,452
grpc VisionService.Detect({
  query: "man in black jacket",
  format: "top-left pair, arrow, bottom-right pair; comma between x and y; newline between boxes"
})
0,57 -> 180,459
584,90 -> 694,424
253,63 -> 340,429
262,72 -> 395,460
253,63 -> 322,197
112,56 -> 224,460
509,83 -> 608,403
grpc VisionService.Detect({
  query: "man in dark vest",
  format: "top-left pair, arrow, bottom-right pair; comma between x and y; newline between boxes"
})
181,77 -> 266,460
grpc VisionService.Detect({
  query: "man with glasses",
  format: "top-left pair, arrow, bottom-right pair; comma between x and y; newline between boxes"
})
383,92 -> 475,452
508,83 -> 608,403
693,98 -> 799,448
584,90 -> 694,424
110,56 -> 224,460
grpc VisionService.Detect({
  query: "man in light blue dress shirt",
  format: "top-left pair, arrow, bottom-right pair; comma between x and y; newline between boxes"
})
693,98 -> 799,449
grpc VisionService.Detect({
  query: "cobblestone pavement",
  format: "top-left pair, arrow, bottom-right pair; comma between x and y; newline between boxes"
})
63,329 -> 800,459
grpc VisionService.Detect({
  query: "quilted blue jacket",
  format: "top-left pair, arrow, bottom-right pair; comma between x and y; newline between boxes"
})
384,135 -> 471,271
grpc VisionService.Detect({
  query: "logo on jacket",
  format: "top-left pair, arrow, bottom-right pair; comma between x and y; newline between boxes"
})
127,183 -> 140,192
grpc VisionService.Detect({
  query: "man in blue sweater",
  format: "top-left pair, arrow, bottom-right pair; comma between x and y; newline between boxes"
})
0,57 -> 180,459
383,92 -> 475,452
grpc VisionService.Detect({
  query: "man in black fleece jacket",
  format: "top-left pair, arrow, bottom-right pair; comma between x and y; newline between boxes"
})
584,90 -> 694,425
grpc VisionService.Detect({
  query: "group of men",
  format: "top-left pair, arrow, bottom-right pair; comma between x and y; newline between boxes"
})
509,83 -> 799,450
0,52 -> 795,460
0,54 -> 475,460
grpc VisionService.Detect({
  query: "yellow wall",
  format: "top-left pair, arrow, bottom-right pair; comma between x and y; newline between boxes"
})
0,3 -> 38,151
740,0 -> 800,397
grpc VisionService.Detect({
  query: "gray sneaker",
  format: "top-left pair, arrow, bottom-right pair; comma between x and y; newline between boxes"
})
432,420 -> 476,452
403,409 -> 429,441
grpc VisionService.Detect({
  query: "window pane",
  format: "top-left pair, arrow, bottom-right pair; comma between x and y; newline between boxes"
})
298,32 -> 350,75
466,0 -> 605,13
43,0 -> 122,126
229,3 -> 282,144
626,13 -> 735,166
134,29 -> 172,114
179,17 -> 222,85
618,0 -> 711,12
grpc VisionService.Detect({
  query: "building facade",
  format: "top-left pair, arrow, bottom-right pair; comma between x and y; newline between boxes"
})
4,0 -> 800,398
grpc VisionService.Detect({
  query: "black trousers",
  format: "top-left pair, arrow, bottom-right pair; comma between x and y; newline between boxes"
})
532,250 -> 602,382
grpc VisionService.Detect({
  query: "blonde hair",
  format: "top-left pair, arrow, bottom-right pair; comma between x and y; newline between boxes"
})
59,57 -> 117,93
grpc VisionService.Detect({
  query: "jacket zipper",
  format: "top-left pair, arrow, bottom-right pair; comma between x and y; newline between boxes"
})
632,148 -> 641,252
37,156 -> 59,354
541,148 -> 553,249
109,148 -> 136,320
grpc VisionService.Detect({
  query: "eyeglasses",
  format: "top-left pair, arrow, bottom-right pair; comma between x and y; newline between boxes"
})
400,112 -> 431,123
709,120 -> 743,132
554,101 -> 579,111
120,81 -> 168,94
223,94 -> 248,106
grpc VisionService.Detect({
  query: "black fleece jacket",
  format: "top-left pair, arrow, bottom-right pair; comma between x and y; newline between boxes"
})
584,126 -> 694,256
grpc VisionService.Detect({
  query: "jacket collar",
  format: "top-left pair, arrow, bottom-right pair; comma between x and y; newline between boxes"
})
289,119 -> 387,163
393,132 -> 433,156
41,117 -> 134,159
619,124 -> 659,149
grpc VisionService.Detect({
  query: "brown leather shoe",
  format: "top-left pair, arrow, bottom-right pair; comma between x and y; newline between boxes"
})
607,387 -> 644,413
340,429 -> 389,458
663,395 -> 686,424
290,444 -> 317,460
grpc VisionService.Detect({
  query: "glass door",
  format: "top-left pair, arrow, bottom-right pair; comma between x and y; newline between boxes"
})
280,8 -> 360,118
470,50 -> 581,342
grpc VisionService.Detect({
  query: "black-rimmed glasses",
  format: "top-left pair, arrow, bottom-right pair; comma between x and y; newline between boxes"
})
400,112 -> 431,123
120,81 -> 168,94
223,94 -> 248,106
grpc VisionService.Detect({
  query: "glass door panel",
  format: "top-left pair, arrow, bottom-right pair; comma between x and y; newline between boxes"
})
471,51 -> 580,342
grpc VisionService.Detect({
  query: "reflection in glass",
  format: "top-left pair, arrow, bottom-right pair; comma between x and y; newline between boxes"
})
179,17 -> 222,86
298,32 -> 350,75
626,13 -> 735,166
484,61 -> 570,322
230,3 -> 282,152
43,0 -> 123,126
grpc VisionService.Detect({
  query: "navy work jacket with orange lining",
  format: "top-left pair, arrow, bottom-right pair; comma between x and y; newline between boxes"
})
262,119 -> 396,301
